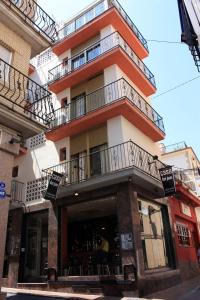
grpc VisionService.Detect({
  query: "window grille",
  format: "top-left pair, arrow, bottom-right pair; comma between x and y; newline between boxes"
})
26,177 -> 48,202
29,133 -> 46,149
37,49 -> 53,67
176,223 -> 190,246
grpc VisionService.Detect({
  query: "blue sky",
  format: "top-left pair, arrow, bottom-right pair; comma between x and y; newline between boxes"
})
39,0 -> 200,157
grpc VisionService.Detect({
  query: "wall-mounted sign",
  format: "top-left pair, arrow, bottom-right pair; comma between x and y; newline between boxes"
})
0,182 -> 6,198
0,182 -> 5,189
181,203 -> 192,217
159,166 -> 176,197
44,171 -> 63,201
0,190 -> 6,199
121,233 -> 133,250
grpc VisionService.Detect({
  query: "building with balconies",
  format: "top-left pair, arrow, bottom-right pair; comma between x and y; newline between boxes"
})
3,0 -> 180,297
160,142 -> 200,279
0,0 -> 56,296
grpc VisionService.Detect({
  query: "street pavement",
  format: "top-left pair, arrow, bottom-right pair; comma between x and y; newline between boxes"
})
6,294 -> 65,300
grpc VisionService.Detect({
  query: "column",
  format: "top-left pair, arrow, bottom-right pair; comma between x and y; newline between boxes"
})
116,182 -> 145,291
7,208 -> 23,287
48,203 -> 58,270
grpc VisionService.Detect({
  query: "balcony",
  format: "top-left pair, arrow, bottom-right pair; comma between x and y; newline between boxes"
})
46,78 -> 164,142
53,0 -> 148,59
160,141 -> 188,154
0,0 -> 57,56
48,32 -> 156,96
43,140 -> 165,198
0,58 -> 55,138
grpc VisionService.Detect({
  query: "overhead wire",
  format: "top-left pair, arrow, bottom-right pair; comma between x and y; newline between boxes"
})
152,76 -> 200,99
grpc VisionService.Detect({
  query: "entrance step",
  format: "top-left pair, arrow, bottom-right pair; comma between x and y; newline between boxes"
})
17,283 -> 48,291
17,276 -> 137,296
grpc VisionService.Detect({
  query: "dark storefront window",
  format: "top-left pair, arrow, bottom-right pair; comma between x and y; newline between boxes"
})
62,215 -> 122,276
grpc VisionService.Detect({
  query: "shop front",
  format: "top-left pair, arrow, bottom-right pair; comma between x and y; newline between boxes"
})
59,197 -> 123,277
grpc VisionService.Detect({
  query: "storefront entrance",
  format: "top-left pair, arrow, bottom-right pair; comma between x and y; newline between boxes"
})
22,211 -> 48,281
60,197 -> 122,276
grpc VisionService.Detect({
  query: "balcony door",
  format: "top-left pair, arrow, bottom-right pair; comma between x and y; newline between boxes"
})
71,93 -> 86,120
90,144 -> 108,176
70,151 -> 87,184
24,212 -> 48,281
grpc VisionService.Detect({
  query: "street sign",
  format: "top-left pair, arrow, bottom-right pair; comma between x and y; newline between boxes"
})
0,182 -> 5,189
0,190 -> 6,198
44,171 -> 63,201
159,166 -> 176,197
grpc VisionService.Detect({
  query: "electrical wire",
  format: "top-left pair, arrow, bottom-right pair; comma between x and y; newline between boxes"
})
147,39 -> 183,45
153,75 -> 200,99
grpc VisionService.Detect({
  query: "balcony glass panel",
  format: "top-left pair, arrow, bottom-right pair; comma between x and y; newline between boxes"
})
56,0 -> 148,51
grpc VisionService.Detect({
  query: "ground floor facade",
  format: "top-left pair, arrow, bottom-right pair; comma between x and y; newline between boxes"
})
169,183 -> 200,280
2,180 -> 181,297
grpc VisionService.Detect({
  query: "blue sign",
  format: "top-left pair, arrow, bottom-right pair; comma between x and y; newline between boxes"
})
0,190 -> 6,198
0,182 -> 6,189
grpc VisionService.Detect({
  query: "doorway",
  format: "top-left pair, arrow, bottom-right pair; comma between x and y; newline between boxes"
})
23,211 -> 48,282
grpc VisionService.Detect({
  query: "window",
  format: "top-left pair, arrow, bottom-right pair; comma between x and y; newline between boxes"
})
0,45 -> 12,81
72,53 -> 85,70
95,2 -> 106,17
12,166 -> 19,178
61,97 -> 68,107
86,44 -> 100,61
60,147 -> 67,161
176,223 -> 190,246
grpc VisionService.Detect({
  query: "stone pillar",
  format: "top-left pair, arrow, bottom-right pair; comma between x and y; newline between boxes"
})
7,208 -> 23,287
48,203 -> 58,270
0,149 -> 14,297
61,207 -> 68,273
116,182 -> 145,293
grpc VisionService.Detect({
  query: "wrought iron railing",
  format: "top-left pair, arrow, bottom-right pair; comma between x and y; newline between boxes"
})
48,32 -> 155,87
43,140 -> 165,187
160,141 -> 187,154
3,0 -> 57,42
48,78 -> 164,133
56,0 -> 148,51
10,180 -> 24,203
174,170 -> 197,193
0,58 -> 55,126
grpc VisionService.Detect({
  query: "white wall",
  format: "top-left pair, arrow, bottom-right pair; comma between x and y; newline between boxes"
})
107,116 -> 160,156
14,137 -> 70,183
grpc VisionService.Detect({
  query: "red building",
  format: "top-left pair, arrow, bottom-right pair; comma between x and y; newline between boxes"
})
169,182 -> 200,279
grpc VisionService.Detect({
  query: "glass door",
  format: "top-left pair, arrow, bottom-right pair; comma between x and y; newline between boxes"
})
24,212 -> 48,281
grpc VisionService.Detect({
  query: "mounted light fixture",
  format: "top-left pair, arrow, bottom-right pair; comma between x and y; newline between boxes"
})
148,155 -> 159,165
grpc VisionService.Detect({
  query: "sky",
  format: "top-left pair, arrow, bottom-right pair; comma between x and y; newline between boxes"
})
39,0 -> 200,157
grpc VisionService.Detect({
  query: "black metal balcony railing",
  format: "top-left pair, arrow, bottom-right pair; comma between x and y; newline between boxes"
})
4,0 -> 56,42
0,58 -> 55,126
160,141 -> 187,154
56,0 -> 148,52
10,180 -> 24,203
48,32 -> 155,87
48,78 -> 165,133
43,140 -> 165,187
174,170 -> 197,193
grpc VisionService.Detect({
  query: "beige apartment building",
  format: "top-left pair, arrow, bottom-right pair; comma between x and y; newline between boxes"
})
1,1 -> 181,297
0,1 -> 56,298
